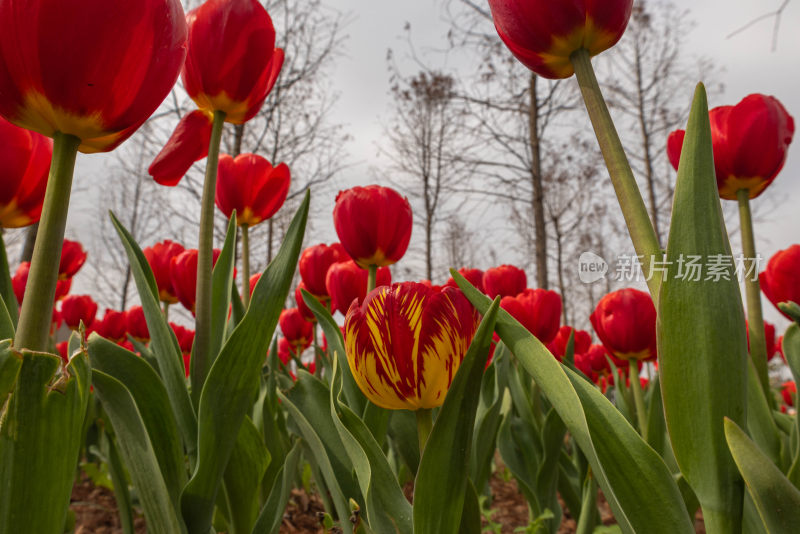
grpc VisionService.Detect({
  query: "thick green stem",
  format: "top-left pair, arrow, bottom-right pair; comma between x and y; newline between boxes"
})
570,49 -> 663,304
367,264 -> 377,293
737,189 -> 772,406
416,408 -> 433,457
241,224 -> 251,309
191,110 -> 226,405
14,133 -> 80,351
629,359 -> 648,440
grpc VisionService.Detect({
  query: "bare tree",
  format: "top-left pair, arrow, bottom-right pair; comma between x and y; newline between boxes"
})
603,0 -> 723,244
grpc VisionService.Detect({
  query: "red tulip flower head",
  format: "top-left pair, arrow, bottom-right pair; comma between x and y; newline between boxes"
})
444,268 -> 485,293
488,0 -> 634,79
143,240 -> 186,304
760,245 -> 800,318
215,153 -> 290,226
746,320 -> 777,361
59,239 -> 87,280
13,261 -> 71,305
299,243 -> 348,298
0,116 -> 52,228
325,260 -> 392,315
279,308 -> 314,353
344,282 -> 480,410
126,306 -> 150,342
667,94 -> 794,200
295,282 -> 316,323
93,309 -> 128,343
170,323 -> 195,355
182,0 -> 284,124
547,325 -> 592,361
0,0 -> 188,153
333,185 -> 413,268
500,288 -> 562,344
782,381 -> 797,407
483,265 -> 527,299
170,248 -> 222,314
249,273 -> 261,297
59,295 -> 98,330
590,288 -> 657,361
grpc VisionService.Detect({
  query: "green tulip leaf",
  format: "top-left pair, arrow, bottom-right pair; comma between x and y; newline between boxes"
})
453,270 -> 694,534
0,340 -> 21,407
725,418 -> 800,532
252,440 -> 302,534
222,416 -> 269,534
413,297 -> 499,534
658,84 -> 747,532
207,211 -> 238,382
0,234 -> 18,328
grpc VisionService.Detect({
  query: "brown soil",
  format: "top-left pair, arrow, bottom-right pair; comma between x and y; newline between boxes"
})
70,472 -> 146,534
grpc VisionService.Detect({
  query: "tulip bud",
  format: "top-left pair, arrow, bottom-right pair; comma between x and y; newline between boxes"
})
279,308 -> 314,353
143,240 -> 186,304
299,243 -> 348,298
216,153 -> 291,226
59,295 -> 98,330
126,306 -> 150,342
325,260 -> 392,315
483,265 -> 527,299
59,239 -> 87,280
0,116 -> 53,228
333,185 -> 413,268
590,288 -> 657,361
93,309 -> 128,343
488,0 -> 634,79
343,282 -> 480,410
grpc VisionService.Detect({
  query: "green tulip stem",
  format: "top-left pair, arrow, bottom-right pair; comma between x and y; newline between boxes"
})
737,189 -> 772,405
367,264 -> 377,293
192,109 -> 226,405
312,323 -> 321,377
570,48 -> 663,304
162,301 -> 170,322
14,132 -> 80,352
416,408 -> 433,457
628,359 -> 648,440
241,224 -> 251,309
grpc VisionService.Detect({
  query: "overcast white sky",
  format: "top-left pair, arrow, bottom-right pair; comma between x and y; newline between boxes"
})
65,0 -> 798,328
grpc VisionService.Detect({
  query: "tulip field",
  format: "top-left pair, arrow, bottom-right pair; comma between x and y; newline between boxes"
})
2,1 -> 800,533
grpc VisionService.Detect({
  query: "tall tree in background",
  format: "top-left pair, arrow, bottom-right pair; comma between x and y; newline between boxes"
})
382,68 -> 471,281
603,0 -> 722,243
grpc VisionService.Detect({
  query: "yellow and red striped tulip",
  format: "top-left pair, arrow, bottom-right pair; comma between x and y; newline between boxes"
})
344,282 -> 480,410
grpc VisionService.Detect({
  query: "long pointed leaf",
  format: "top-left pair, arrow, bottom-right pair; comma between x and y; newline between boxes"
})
658,84 -> 747,532
252,441 -> 302,534
453,270 -> 694,534
180,192 -> 309,534
725,418 -> 800,532
110,211 -> 197,457
208,213 -> 238,375
222,416 -> 269,534
0,234 -> 18,328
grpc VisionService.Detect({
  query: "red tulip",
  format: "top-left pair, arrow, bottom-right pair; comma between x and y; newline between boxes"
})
333,185 -> 413,268
279,308 -> 314,353
500,288 -> 562,344
59,295 -> 97,330
483,265 -> 527,299
216,153 -> 291,226
0,116 -> 53,228
170,322 -> 195,355
56,341 -> 69,362
325,260 -> 392,315
0,0 -> 188,153
782,381 -> 796,407
760,245 -> 800,318
667,94 -> 795,200
149,110 -> 213,187
344,282 -> 480,410
746,320 -> 777,361
547,325 -> 592,360
488,0 -> 634,79
13,261 -> 71,305
590,288 -> 657,361
93,309 -> 128,343
299,243 -> 348,298
444,268 -> 485,293
182,0 -> 284,125
276,337 -> 294,365
295,282 -> 317,323
59,239 -> 87,280
249,273 -> 261,296
170,248 -> 222,314
143,240 -> 186,304
419,280 -> 444,292
126,306 -> 150,342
